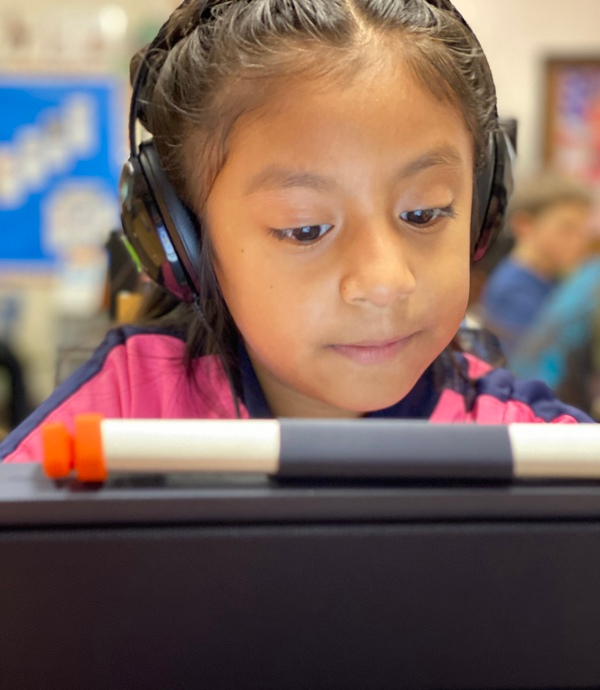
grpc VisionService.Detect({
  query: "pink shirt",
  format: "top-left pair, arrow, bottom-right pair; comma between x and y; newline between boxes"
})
0,326 -> 591,464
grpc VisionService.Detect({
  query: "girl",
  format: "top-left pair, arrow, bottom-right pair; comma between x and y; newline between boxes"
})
1,0 -> 592,464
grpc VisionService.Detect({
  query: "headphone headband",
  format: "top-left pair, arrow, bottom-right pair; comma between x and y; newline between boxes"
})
128,0 -> 207,156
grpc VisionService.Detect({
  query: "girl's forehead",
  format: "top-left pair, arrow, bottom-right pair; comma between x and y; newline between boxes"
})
183,44 -> 475,207
225,57 -> 472,163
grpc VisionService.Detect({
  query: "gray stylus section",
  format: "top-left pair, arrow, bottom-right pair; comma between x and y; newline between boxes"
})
279,420 -> 513,479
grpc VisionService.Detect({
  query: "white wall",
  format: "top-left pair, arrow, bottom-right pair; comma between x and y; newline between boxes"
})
455,0 -> 600,178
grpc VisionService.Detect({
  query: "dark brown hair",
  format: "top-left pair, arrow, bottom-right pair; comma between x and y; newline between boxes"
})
132,0 -> 500,386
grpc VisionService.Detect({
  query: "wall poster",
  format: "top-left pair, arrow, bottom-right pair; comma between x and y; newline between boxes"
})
0,77 -> 125,268
544,57 -> 600,192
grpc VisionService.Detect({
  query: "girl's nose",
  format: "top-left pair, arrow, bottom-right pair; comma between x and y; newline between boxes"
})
339,220 -> 417,308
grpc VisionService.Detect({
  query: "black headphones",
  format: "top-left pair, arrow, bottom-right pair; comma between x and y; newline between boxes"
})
119,0 -> 515,304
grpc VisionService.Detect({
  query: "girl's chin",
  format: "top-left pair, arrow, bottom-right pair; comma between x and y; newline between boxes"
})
311,387 -> 414,416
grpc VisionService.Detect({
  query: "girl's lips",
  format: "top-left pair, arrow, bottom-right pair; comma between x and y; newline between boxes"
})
330,335 -> 413,365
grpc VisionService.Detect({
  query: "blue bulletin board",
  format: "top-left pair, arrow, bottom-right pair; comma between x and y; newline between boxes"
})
0,77 -> 126,267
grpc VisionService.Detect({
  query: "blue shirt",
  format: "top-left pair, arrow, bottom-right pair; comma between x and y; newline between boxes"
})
481,257 -> 556,356
510,259 -> 600,390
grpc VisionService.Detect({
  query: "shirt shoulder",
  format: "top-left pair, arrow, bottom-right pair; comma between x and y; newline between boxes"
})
481,260 -> 556,354
485,258 -> 546,290
0,325 -> 244,463
483,260 -> 552,319
430,351 -> 593,424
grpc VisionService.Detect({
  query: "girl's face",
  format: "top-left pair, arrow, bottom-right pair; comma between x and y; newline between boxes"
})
204,57 -> 474,418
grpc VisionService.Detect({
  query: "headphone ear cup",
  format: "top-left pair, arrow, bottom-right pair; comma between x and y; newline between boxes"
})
471,128 -> 515,262
119,139 -> 203,303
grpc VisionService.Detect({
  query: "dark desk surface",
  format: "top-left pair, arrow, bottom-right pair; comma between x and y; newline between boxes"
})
3,461 -> 600,526
2,463 -> 600,690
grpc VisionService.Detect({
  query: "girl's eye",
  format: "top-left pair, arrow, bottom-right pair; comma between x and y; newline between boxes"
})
400,206 -> 456,227
271,224 -> 334,244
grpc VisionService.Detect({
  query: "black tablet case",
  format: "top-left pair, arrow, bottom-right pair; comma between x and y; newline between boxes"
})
1,463 -> 600,690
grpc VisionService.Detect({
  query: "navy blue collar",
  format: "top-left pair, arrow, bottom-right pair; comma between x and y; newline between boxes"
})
238,343 -> 441,420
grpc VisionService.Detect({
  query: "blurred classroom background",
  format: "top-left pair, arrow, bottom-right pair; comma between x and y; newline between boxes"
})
1,0 -> 600,436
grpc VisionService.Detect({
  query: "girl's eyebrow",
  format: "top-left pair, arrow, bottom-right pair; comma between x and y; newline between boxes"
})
244,168 -> 334,195
244,145 -> 464,195
395,145 -> 464,181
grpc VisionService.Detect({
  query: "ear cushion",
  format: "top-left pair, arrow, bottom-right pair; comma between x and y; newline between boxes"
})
119,140 -> 204,303
138,141 -> 204,295
472,128 -> 515,262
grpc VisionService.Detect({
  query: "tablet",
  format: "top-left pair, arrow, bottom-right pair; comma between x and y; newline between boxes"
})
2,462 -> 600,690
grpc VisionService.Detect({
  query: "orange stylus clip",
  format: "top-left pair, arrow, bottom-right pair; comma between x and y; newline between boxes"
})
41,422 -> 74,479
74,414 -> 107,483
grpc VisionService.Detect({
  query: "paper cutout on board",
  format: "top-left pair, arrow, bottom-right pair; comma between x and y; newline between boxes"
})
0,78 -> 123,265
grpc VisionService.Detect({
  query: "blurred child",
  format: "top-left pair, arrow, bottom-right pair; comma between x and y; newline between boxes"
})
510,253 -> 600,418
0,0 -> 592,464
480,170 -> 594,357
